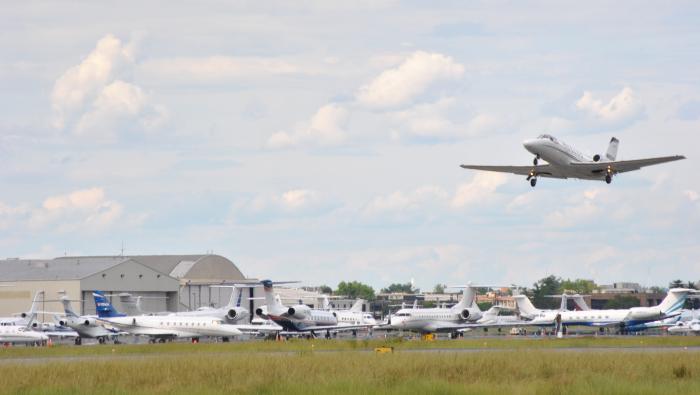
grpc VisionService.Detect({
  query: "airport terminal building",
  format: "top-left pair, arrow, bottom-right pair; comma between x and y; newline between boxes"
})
0,255 -> 253,319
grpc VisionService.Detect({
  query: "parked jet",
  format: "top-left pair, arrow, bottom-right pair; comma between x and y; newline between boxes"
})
57,296 -> 120,345
667,318 -> 700,335
461,135 -> 685,187
514,288 -> 695,330
254,280 -> 372,337
0,324 -> 48,345
0,291 -> 43,326
515,294 -> 589,321
386,285 -> 483,333
93,291 -> 243,343
330,299 -> 377,327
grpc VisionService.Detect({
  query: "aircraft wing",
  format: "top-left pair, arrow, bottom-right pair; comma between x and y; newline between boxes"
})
460,164 -> 567,179
294,324 -> 374,333
570,155 -> 685,174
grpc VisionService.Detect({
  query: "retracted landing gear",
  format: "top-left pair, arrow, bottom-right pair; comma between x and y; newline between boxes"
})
533,155 -> 540,166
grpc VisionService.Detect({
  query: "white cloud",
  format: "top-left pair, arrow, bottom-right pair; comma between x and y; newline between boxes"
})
363,186 -> 449,222
356,51 -> 464,110
51,34 -> 167,139
31,187 -> 123,230
230,188 -> 334,223
544,188 -> 604,228
267,103 -> 348,148
451,173 -> 508,208
51,34 -> 135,130
575,87 -> 644,125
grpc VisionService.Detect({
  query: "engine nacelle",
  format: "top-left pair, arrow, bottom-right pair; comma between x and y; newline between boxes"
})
255,308 -> 264,317
628,307 -> 660,321
31,322 -> 38,328
58,320 -> 66,327
83,318 -> 97,326
20,312 -> 27,318
287,305 -> 311,320
460,309 -> 470,320
593,154 -> 601,162
227,307 -> 248,321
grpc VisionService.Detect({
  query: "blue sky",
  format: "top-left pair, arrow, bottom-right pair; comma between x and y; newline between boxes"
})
1,1 -> 698,290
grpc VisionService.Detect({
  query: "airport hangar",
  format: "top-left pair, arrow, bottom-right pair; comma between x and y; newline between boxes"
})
0,255 -> 262,320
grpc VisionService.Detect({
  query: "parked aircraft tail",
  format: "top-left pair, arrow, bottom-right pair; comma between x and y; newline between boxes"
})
350,299 -> 364,312
93,291 -> 125,318
658,288 -> 694,315
60,296 -> 79,318
450,286 -> 476,311
513,295 -> 538,316
606,137 -> 619,161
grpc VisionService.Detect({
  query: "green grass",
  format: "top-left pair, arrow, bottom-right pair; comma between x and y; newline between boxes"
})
2,348 -> 700,394
2,337 -> 700,394
2,335 -> 700,359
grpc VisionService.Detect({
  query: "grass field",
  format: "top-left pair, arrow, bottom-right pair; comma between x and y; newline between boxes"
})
2,337 -> 700,394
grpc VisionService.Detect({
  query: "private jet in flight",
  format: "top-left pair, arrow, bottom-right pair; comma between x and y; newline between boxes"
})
461,135 -> 685,187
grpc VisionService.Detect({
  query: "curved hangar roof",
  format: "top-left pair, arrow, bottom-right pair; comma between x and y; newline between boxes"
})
0,254 -> 246,283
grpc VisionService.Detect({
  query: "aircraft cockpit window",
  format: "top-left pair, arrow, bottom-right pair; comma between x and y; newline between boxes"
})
537,134 -> 556,142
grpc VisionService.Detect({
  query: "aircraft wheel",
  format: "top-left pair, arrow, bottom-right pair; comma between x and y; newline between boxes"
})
530,178 -> 537,187
533,156 -> 539,166
74,337 -> 82,346
98,337 -> 105,345
605,175 -> 612,184
222,337 -> 229,342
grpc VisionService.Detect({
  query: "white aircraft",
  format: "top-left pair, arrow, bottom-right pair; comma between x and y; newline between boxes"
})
117,285 -> 252,324
0,291 -> 43,326
514,294 -> 589,321
57,296 -> 120,345
514,288 -> 695,331
386,285 -> 483,333
254,280 -> 372,337
328,299 -> 377,327
93,291 -> 243,343
667,318 -> 700,335
0,325 -> 48,345
461,135 -> 685,187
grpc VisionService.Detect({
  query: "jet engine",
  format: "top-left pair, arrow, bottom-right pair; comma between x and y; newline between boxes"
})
227,307 -> 248,321
460,309 -> 470,320
255,308 -> 264,317
287,305 -> 311,320
593,154 -> 601,162
58,320 -> 66,326
627,307 -> 661,321
83,318 -> 98,326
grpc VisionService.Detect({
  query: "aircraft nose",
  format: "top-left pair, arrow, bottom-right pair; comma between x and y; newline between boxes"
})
523,139 -> 537,153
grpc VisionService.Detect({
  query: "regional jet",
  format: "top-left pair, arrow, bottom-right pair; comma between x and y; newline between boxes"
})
460,135 -> 685,187
57,295 -> 121,345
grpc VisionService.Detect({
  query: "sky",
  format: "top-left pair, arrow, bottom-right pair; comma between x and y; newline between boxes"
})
1,1 -> 699,291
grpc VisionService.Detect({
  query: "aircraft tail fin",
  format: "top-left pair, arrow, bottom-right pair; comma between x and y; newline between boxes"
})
28,291 -> 44,317
658,288 -> 693,315
451,287 -> 476,312
513,295 -> 538,316
93,291 -> 124,318
606,137 -> 619,161
60,296 -> 79,318
349,299 -> 364,312
261,280 -> 284,312
483,306 -> 502,318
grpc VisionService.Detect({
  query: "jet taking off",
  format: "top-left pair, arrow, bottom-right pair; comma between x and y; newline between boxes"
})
461,135 -> 685,187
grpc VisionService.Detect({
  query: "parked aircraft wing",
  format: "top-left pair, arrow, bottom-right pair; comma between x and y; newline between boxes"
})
294,323 -> 374,333
570,155 -> 685,174
459,164 -> 567,179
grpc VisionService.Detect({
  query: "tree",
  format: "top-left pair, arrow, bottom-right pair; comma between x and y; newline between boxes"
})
604,295 -> 640,309
477,302 -> 492,311
335,281 -> 375,300
670,279 -> 684,288
381,283 -> 418,294
531,275 -> 562,310
433,284 -> 446,294
318,285 -> 333,295
560,279 -> 597,294
648,286 -> 665,294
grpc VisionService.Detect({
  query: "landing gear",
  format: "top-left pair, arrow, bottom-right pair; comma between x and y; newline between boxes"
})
97,337 -> 106,344
533,155 -> 539,166
530,178 -> 537,187
605,174 -> 612,184
222,337 -> 230,343
74,337 -> 82,346
325,330 -> 331,339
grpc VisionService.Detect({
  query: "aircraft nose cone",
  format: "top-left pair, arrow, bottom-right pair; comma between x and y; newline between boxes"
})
523,139 -> 537,153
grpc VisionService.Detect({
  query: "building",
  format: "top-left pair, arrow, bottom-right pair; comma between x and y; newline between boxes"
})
0,254 -> 251,321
